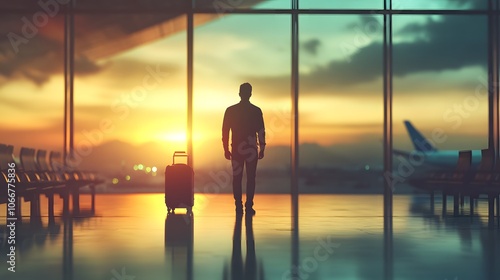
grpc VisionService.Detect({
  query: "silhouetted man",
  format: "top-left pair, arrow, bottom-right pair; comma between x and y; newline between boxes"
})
222,83 -> 266,215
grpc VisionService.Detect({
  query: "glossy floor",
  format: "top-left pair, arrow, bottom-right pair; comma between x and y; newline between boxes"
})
0,194 -> 499,280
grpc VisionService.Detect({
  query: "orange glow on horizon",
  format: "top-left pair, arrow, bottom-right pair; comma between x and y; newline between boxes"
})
160,131 -> 187,143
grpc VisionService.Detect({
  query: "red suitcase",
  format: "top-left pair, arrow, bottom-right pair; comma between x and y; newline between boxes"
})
165,151 -> 194,213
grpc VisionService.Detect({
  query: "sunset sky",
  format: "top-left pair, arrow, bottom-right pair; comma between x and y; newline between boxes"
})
0,0 -> 494,169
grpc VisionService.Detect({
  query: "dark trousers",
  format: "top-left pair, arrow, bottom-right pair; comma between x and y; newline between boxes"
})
231,147 -> 258,207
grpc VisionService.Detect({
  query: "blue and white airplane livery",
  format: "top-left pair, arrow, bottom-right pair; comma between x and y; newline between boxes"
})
394,120 -> 482,169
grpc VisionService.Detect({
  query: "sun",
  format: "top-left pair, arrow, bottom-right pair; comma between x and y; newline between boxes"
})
157,131 -> 205,145
161,131 -> 187,143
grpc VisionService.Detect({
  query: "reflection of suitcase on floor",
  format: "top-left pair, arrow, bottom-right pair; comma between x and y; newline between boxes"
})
165,151 -> 194,213
165,213 -> 194,280
165,213 -> 193,247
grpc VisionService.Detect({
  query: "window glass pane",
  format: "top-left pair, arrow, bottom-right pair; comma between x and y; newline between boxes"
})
74,14 -> 187,189
193,14 -> 291,193
299,15 -> 384,193
392,15 -> 488,198
300,0 -> 383,10
195,0 -> 290,10
395,0 -> 487,10
301,0 -> 487,10
193,14 -> 291,278
75,0 -> 186,11
299,14 -> 384,278
0,14 -> 64,154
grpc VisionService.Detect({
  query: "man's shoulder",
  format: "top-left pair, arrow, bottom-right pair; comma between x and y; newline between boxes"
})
250,103 -> 262,113
226,103 -> 239,111
226,102 -> 261,112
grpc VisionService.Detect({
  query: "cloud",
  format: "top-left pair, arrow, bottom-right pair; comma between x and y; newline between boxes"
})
75,58 -> 180,96
0,35 -> 103,86
0,93 -> 51,111
393,16 -> 486,76
305,14 -> 486,87
244,12 -> 487,97
75,56 -> 103,75
302,38 -> 321,55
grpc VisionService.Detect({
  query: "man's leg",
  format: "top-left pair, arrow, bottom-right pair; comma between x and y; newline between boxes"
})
244,215 -> 256,279
232,157 -> 244,212
231,215 -> 243,279
245,154 -> 258,212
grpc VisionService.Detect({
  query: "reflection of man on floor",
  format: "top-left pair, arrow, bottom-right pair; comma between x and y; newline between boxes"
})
222,82 -> 266,215
224,214 -> 264,280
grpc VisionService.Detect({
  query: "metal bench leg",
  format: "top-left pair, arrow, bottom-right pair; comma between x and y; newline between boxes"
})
61,192 -> 70,217
430,191 -> 435,214
47,193 -> 54,218
469,196 -> 474,215
90,185 -> 96,214
30,194 -> 40,218
72,187 -> 80,216
442,193 -> 447,215
453,194 -> 460,216
496,195 -> 499,217
488,195 -> 495,224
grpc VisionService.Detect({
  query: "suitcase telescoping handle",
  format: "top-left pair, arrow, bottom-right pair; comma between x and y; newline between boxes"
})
173,151 -> 189,165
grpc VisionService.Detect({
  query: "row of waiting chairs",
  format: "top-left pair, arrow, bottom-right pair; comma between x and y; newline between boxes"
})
0,143 -> 103,205
413,148 -> 500,218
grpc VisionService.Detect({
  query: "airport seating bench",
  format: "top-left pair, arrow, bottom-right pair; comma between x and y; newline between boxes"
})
411,149 -> 500,219
0,143 -> 103,207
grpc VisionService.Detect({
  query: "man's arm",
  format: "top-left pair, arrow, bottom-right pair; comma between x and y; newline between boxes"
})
257,108 -> 266,159
222,108 -> 231,160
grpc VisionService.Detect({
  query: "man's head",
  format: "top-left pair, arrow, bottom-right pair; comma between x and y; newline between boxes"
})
239,82 -> 252,101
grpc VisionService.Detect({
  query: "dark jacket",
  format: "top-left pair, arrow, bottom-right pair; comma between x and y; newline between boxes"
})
222,101 -> 266,151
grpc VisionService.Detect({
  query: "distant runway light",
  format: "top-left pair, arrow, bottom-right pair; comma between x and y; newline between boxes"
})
112,178 -> 119,184
364,165 -> 370,171
152,166 -> 157,172
125,175 -> 131,181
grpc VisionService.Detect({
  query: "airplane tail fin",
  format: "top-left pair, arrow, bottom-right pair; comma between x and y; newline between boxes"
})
403,120 -> 438,153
